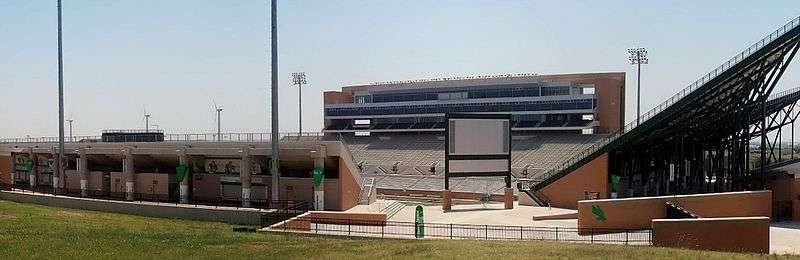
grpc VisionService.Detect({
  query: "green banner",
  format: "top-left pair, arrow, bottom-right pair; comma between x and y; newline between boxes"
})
24,159 -> 34,171
176,165 -> 189,183
312,167 -> 324,187
414,205 -> 424,238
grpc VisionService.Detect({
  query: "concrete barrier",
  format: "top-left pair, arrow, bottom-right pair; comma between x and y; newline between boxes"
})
272,211 -> 388,231
652,217 -> 770,253
0,190 -> 269,225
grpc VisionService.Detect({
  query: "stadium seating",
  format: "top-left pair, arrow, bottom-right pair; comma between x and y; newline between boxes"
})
340,132 -> 606,195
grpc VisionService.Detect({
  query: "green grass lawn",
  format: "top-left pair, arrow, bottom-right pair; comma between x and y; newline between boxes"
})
0,200 -> 796,260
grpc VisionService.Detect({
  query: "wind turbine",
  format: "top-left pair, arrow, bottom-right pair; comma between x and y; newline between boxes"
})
213,101 -> 223,141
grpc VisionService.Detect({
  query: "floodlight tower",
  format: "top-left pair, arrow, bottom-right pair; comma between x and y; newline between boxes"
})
143,109 -> 152,132
214,102 -> 224,141
291,72 -> 307,138
628,47 -> 648,126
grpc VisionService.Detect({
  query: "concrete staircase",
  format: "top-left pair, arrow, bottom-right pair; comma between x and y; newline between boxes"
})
379,200 -> 406,219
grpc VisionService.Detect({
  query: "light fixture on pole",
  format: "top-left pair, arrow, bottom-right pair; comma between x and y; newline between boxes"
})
143,108 -> 152,132
291,72 -> 307,139
213,102 -> 223,141
628,47 -> 648,126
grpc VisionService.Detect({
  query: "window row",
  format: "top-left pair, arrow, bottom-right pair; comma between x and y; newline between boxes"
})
326,99 -> 595,117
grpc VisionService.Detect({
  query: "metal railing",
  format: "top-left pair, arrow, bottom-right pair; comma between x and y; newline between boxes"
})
266,216 -> 652,245
0,132 -> 326,144
538,16 -> 800,185
767,86 -> 800,102
1,183 -> 310,212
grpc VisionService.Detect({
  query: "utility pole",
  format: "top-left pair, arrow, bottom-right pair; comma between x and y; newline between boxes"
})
67,119 -> 73,142
270,0 -> 280,201
291,72 -> 307,139
56,0 -> 66,190
628,47 -> 648,126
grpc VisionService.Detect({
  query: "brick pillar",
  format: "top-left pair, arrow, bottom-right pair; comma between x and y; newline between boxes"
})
78,147 -> 88,197
311,145 -> 326,211
178,148 -> 189,204
123,147 -> 135,201
241,146 -> 252,207
442,190 -> 452,211
504,187 -> 514,209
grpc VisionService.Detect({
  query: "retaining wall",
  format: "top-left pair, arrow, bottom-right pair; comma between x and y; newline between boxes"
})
0,190 -> 268,225
652,217 -> 770,253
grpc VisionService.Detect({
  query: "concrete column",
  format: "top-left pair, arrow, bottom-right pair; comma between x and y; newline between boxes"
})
123,147 -> 135,201
178,148 -> 189,204
442,190 -> 452,211
240,146 -> 252,207
28,148 -> 37,189
311,145 -> 326,211
10,154 -> 15,186
78,147 -> 88,197
50,146 -> 59,193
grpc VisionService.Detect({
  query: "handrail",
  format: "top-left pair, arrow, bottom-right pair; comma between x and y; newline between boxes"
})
0,132 -> 326,144
767,86 -> 800,101
537,16 -> 800,185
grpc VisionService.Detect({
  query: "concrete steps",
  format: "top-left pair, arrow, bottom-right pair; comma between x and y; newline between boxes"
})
379,201 -> 406,219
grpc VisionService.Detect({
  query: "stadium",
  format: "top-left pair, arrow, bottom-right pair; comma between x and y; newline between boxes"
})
2,2 -> 800,258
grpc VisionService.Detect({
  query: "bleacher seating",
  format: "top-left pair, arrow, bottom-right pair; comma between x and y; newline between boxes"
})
339,132 -> 606,195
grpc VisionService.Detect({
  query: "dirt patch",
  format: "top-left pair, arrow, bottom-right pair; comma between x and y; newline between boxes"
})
0,214 -> 18,219
57,211 -> 86,218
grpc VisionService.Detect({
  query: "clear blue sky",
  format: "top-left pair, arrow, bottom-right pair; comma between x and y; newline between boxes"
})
1,1 -> 799,137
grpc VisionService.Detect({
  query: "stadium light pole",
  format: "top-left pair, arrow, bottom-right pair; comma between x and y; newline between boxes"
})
56,0 -> 66,190
291,72 -> 307,139
144,111 -> 151,132
270,0 -> 280,201
628,47 -> 648,126
213,102 -> 223,141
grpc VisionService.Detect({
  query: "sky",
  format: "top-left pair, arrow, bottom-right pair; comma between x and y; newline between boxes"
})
1,0 -> 800,138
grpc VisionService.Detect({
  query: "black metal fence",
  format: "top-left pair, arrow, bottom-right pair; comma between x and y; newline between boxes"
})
264,215 -> 652,245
